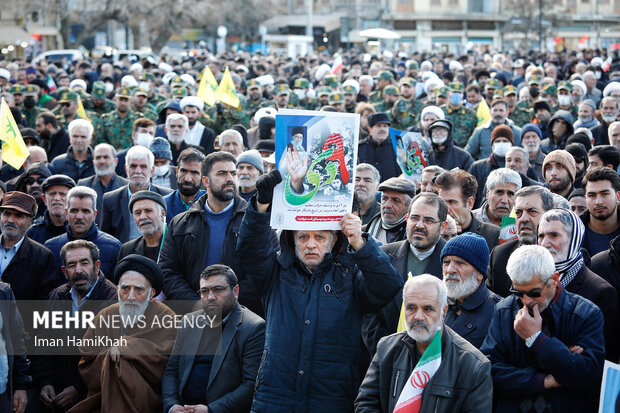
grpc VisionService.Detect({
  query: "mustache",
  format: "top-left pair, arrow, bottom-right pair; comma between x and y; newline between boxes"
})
3,223 -> 17,229
138,219 -> 153,227
408,320 -> 428,330
444,275 -> 460,282
72,272 -> 89,283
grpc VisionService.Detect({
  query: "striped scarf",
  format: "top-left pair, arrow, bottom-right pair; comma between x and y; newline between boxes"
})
554,210 -> 585,288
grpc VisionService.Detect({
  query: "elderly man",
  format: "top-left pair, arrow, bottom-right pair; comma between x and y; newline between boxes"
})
101,145 -> 172,243
366,177 -> 416,244
164,148 -> 206,222
354,163 -> 381,225
362,192 -> 448,355
465,99 -> 521,161
33,240 -> 117,412
77,143 -> 129,226
51,119 -> 95,182
358,113 -> 401,181
165,113 -> 194,162
236,167 -> 402,412
435,169 -> 500,251
69,255 -> 177,413
591,96 -> 619,146
163,264 -> 265,413
440,233 -> 500,348
149,138 -> 177,190
472,168 -> 522,226
45,186 -> 122,282
419,165 -> 445,194
236,149 -> 264,202
520,123 -> 546,181
426,119 -> 474,171
542,149 -> 576,198
356,275 -> 492,412
219,129 -> 245,157
28,174 -> 75,245
488,186 -> 555,297
537,208 -> 619,360
117,191 -> 167,262
180,96 -> 216,154
609,121 -> 620,152
481,245 -> 605,412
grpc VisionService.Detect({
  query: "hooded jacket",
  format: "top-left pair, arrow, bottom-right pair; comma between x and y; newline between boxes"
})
427,127 -> 474,171
540,110 -> 574,153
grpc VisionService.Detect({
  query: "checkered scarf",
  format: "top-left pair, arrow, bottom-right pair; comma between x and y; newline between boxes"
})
554,210 -> 584,287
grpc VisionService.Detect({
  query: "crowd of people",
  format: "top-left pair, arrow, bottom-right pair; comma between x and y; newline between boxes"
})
0,45 -> 617,412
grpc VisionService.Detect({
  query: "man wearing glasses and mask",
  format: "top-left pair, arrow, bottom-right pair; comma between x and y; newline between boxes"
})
481,245 -> 605,413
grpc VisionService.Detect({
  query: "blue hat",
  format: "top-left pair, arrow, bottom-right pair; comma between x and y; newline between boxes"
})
520,123 -> 542,140
440,233 -> 489,276
149,137 -> 173,161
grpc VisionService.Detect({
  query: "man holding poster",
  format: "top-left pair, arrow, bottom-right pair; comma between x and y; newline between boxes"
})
236,132 -> 403,411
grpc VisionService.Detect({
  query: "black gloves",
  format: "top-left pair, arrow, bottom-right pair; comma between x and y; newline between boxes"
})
256,169 -> 282,205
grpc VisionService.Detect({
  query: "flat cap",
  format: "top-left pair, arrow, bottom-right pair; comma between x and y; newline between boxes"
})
0,191 -> 37,216
378,177 -> 416,197
368,112 -> 391,127
42,174 -> 76,192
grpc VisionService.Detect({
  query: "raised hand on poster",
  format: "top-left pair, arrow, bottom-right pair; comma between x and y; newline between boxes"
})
256,170 -> 283,211
286,144 -> 308,193
340,213 -> 365,250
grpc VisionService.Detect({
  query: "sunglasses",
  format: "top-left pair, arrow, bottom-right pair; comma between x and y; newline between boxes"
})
24,176 -> 46,185
61,102 -> 73,107
509,278 -> 550,298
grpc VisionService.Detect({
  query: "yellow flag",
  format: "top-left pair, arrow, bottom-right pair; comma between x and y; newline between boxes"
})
196,66 -> 218,106
76,95 -> 90,121
0,98 -> 29,169
397,273 -> 414,333
216,67 -> 240,109
476,98 -> 491,127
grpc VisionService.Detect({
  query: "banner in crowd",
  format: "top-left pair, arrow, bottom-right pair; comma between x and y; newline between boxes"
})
271,109 -> 360,230
599,360 -> 620,413
389,128 -> 430,184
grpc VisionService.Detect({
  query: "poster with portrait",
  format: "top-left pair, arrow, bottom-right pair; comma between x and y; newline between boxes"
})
389,128 -> 431,184
270,109 -> 360,230
599,360 -> 620,413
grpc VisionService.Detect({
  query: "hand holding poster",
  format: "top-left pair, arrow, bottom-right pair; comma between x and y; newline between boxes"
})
271,109 -> 360,230
389,128 -> 431,184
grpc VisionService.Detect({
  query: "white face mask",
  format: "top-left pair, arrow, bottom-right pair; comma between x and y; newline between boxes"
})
153,165 -> 169,177
306,89 -> 316,99
595,71 -> 602,80
492,142 -> 512,157
293,89 -> 306,100
135,132 -> 153,148
105,83 -> 114,93
557,94 -> 571,106
432,135 -> 448,145
139,82 -> 151,92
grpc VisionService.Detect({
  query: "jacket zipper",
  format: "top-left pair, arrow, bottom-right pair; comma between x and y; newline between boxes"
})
392,370 -> 401,397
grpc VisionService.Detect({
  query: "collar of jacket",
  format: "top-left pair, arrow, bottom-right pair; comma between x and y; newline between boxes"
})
67,145 -> 94,162
456,282 -> 493,311
489,153 -> 505,168
187,192 -> 248,219
66,220 -> 99,241
278,229 -> 354,275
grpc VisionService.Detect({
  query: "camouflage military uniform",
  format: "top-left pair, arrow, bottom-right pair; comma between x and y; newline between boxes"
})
508,105 -> 534,128
89,81 -> 116,116
54,91 -> 88,130
391,99 -> 416,130
552,103 -> 578,120
299,96 -> 319,111
374,85 -> 399,113
369,71 -> 394,104
20,84 -> 44,129
94,87 -> 144,148
441,105 -> 478,147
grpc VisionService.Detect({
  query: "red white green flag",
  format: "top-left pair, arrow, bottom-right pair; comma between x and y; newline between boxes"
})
394,330 -> 442,413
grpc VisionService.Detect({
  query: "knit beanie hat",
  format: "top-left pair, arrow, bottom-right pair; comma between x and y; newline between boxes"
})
148,138 -> 173,161
236,149 -> 265,173
440,233 -> 490,276
520,123 -> 542,140
542,149 -> 576,184
491,124 -> 514,145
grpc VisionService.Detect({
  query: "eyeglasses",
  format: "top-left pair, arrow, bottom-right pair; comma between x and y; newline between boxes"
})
24,176 -> 46,185
61,102 -> 73,107
198,285 -> 233,297
509,278 -> 550,298
408,215 -> 440,226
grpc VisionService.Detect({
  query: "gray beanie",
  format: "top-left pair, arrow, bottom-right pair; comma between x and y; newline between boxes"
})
149,137 -> 173,161
236,149 -> 264,173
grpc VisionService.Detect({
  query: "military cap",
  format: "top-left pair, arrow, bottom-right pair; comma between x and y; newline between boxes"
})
494,89 -> 505,99
328,92 -> 343,104
133,88 -> 148,97
275,84 -> 290,96
247,79 -> 261,89
449,82 -> 464,92
55,86 -> 70,97
317,86 -> 331,97
42,174 -> 76,192
23,84 -> 40,97
558,80 -> 573,92
171,87 -> 189,98
140,72 -> 155,81
116,87 -> 132,98
528,74 -> 542,85
399,77 -> 416,87
322,74 -> 339,87
383,85 -> 400,96
342,84 -> 356,94
485,78 -> 500,89
436,86 -> 449,97
376,71 -> 394,81
378,177 -> 416,197
9,84 -> 24,95
294,78 -> 310,89
58,91 -> 79,103
502,85 -> 517,96
170,76 -> 185,87
91,81 -> 107,99
542,84 -> 557,96
407,61 -> 419,70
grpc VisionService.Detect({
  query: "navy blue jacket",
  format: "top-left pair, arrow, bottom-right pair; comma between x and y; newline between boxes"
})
357,137 -> 401,181
50,146 -> 95,182
480,287 -> 605,413
236,202 -> 403,413
45,223 -> 122,282
164,189 -> 206,223
27,211 -> 66,245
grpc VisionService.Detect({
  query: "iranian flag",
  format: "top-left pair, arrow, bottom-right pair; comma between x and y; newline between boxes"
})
394,330 -> 442,413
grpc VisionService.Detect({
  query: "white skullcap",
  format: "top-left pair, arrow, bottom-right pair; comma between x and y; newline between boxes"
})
362,53 -> 372,63
69,79 -> 87,90
314,64 -> 331,81
421,71 -> 438,82
256,74 -> 274,86
180,96 -> 204,111
0,68 -> 10,81
162,72 -> 177,85
571,80 -> 587,96
180,74 -> 195,87
130,62 -> 143,72
254,107 -> 278,123
420,60 -> 433,71
382,50 -> 394,59
158,62 -> 173,73
121,75 -> 138,87
236,65 -> 249,74
449,61 -> 463,71
603,81 -> 620,97
590,57 -> 604,67
342,79 -> 360,94
424,77 -> 444,95
421,105 -> 445,121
